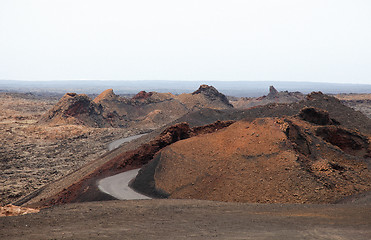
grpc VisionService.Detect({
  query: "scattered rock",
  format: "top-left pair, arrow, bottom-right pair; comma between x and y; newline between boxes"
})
0,204 -> 39,217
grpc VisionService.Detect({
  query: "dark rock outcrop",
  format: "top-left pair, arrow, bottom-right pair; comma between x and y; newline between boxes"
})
267,86 -> 279,98
316,126 -> 371,158
299,107 -> 339,125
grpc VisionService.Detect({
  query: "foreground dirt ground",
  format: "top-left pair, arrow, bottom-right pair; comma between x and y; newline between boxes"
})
0,199 -> 370,240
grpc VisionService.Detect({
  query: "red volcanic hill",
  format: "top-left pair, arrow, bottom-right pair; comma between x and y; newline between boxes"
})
39,85 -> 234,129
132,107 -> 371,204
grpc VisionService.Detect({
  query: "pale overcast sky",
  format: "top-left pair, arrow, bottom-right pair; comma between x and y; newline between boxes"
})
0,0 -> 370,83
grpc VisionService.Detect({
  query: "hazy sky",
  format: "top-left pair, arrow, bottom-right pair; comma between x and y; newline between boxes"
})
0,0 -> 370,83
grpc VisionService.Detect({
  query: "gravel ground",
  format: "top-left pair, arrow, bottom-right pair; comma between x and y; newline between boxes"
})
1,199 -> 370,240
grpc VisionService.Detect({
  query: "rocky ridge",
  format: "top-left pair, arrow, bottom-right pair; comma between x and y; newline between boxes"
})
39,85 -> 234,129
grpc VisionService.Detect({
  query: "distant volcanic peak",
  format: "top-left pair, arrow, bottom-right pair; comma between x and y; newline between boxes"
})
192,84 -> 219,95
38,92 -> 109,127
270,86 -> 278,94
132,91 -> 153,100
267,86 -> 279,98
192,84 -> 233,107
93,89 -> 117,103
306,91 -> 325,101
57,93 -> 99,118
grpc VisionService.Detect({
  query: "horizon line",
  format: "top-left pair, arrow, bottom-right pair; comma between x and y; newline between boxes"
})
1,79 -> 370,85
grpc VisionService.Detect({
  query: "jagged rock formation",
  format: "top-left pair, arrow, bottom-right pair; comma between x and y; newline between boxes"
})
133,111 -> 371,204
267,85 -> 279,98
39,85 -> 234,129
231,86 -> 305,109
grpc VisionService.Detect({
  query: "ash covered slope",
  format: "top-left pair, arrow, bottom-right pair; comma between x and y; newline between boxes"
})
39,85 -> 233,129
133,108 -> 371,203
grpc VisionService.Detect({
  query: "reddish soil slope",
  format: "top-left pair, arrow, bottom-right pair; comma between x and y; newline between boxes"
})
133,108 -> 371,203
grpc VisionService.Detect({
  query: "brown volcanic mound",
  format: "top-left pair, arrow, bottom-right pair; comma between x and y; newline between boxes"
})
177,85 -> 234,111
38,93 -> 114,127
40,85 -> 233,129
133,111 -> 371,203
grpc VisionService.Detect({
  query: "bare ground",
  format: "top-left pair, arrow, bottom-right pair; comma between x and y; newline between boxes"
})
0,199 -> 370,240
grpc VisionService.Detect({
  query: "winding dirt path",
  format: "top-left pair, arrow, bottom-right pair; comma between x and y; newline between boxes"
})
98,134 -> 151,200
98,169 -> 150,200
107,133 -> 147,151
